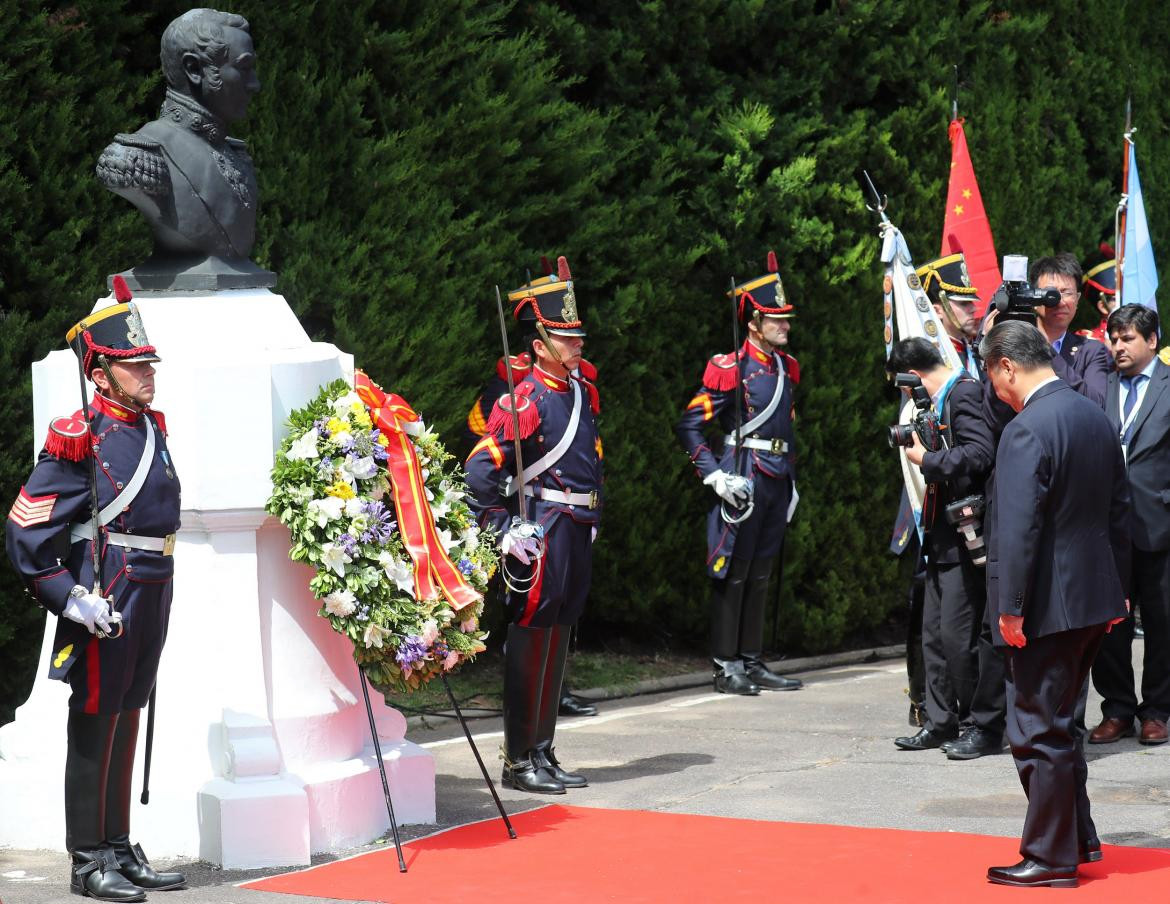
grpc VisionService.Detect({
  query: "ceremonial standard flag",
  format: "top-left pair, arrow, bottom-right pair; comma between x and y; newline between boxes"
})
1122,140 -> 1159,311
941,118 -> 1000,316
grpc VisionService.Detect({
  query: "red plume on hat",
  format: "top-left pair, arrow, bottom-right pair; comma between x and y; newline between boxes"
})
767,250 -> 778,273
540,256 -> 554,276
112,274 -> 133,303
1099,241 -> 1115,257
557,256 -> 572,281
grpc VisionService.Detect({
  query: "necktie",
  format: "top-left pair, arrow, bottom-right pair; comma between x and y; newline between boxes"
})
1121,374 -> 1147,443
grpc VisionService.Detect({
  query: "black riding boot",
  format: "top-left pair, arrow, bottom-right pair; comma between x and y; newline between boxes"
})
501,624 -> 564,794
533,624 -> 587,788
106,708 -> 186,891
711,558 -> 759,695
66,710 -> 145,902
740,556 -> 802,690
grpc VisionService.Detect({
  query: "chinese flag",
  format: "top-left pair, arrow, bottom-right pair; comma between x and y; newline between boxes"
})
941,118 -> 1000,317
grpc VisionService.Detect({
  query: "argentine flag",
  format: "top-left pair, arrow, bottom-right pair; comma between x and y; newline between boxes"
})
1123,141 -> 1159,311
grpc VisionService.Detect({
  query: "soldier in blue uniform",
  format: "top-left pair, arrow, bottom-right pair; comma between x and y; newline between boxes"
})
465,256 -> 602,794
677,252 -> 802,695
6,281 -> 185,902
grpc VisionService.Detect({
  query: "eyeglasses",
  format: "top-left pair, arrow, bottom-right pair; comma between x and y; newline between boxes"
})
1057,289 -> 1079,300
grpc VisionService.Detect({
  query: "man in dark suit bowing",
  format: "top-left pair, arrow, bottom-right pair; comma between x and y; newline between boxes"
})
1090,304 -> 1170,747
980,321 -> 1130,888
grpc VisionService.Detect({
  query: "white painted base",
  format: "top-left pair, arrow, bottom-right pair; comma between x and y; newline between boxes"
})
0,289 -> 436,868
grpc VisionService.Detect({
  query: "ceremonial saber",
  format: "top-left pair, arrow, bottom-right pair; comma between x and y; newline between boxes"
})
729,275 -> 746,479
494,285 -> 528,521
140,685 -> 156,804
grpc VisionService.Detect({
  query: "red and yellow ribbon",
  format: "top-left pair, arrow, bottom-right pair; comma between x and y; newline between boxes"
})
354,370 -> 480,612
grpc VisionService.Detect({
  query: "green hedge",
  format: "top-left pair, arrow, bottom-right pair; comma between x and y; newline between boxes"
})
2,0 -> 1167,721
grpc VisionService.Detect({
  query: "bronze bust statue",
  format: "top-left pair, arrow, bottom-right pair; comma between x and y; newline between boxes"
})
98,8 -> 275,290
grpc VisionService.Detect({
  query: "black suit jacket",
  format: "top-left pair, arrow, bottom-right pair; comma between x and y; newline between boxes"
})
919,377 -> 994,564
991,381 -> 1130,643
1049,332 -> 1110,407
1106,358 -> 1170,552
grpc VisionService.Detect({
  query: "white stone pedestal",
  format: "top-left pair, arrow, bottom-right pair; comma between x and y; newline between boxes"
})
0,289 -> 435,868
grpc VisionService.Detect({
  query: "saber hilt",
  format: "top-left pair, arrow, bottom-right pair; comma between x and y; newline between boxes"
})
494,285 -> 528,522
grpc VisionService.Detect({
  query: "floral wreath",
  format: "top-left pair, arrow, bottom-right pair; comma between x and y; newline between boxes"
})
267,372 -> 497,693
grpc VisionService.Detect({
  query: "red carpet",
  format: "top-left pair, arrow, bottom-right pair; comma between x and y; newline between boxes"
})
242,805 -> 1170,902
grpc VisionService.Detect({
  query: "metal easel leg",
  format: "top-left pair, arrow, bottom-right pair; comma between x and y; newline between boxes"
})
358,664 -> 408,872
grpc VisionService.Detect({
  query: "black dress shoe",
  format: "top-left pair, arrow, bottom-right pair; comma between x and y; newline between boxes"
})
894,727 -> 957,751
714,671 -> 760,695
559,693 -> 598,717
1081,840 -> 1103,864
533,743 -> 587,788
987,858 -> 1077,888
946,727 -> 1004,760
744,659 -> 802,691
501,757 -> 565,795
115,842 -> 187,891
71,849 -> 146,902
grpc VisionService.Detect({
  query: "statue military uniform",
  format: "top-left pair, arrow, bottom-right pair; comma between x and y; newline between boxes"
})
5,286 -> 185,901
465,257 -> 602,794
677,253 -> 802,695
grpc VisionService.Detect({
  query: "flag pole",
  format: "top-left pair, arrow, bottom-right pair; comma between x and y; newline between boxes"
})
1116,97 -> 1133,303
951,65 -> 959,122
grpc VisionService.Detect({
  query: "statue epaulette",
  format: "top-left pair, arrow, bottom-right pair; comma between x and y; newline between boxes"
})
44,411 -> 91,462
96,134 -> 168,196
702,352 -> 740,392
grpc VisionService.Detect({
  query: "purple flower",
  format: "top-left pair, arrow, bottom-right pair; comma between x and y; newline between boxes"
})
356,605 -> 370,622
316,457 -> 334,481
369,429 -> 390,462
395,635 -> 429,670
338,533 -> 359,556
457,557 -> 474,576
314,417 -> 330,437
359,500 -> 395,544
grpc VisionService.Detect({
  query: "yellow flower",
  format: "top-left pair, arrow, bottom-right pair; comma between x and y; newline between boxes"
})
350,403 -> 373,429
377,433 -> 391,447
326,416 -> 347,436
326,481 -> 356,500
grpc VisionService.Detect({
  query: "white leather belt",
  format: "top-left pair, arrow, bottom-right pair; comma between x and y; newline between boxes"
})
524,486 -> 600,510
70,524 -> 176,555
725,435 -> 789,454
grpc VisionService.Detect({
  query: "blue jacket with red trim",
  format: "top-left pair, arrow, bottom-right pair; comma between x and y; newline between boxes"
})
676,340 -> 798,481
5,393 -> 181,677
465,365 -> 602,535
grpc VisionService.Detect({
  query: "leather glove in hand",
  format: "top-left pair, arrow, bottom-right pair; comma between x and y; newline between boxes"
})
703,469 -> 752,508
63,586 -> 122,636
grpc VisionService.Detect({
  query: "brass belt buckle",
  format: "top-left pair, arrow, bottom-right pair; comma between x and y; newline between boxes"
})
588,490 -> 599,510
162,533 -> 176,556
770,438 -> 786,454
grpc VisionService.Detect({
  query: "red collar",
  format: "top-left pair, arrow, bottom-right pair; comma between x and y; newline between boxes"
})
533,366 -> 570,392
92,393 -> 141,424
744,340 -> 775,366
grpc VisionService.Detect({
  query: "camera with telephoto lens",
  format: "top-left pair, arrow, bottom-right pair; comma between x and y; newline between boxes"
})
944,494 -> 987,566
887,373 -> 946,451
989,254 -> 1062,326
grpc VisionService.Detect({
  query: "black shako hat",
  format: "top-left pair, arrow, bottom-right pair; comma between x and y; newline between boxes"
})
509,255 -> 585,337
916,252 -> 980,305
730,251 -> 794,320
65,275 -> 160,379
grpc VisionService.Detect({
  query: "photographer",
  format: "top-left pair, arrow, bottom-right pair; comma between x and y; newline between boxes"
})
889,338 -> 995,753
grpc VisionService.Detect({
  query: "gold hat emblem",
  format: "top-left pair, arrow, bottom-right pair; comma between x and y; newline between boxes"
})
125,303 -> 147,347
561,283 -> 579,324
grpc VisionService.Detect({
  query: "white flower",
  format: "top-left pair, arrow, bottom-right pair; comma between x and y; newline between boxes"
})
378,551 -> 416,597
341,455 -> 377,483
437,528 -> 460,552
344,496 -> 365,517
323,589 -> 357,617
331,429 -> 354,448
363,623 -> 390,649
307,496 -> 346,527
439,480 -> 465,504
421,619 -> 439,645
332,391 -> 364,414
430,496 -> 451,520
320,542 -> 352,577
460,525 -> 480,547
286,430 -> 319,461
402,418 -> 425,437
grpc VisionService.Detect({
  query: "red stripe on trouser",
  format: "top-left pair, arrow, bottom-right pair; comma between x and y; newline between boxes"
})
83,636 -> 101,714
518,561 -> 546,627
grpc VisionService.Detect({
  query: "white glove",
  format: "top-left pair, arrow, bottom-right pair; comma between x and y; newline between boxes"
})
63,586 -> 122,636
502,519 -> 543,565
703,469 -> 752,508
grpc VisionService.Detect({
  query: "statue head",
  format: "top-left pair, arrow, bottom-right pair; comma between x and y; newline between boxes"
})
160,9 -> 259,124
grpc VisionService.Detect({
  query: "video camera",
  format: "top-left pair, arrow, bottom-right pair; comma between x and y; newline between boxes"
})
989,254 -> 1062,325
887,373 -> 946,452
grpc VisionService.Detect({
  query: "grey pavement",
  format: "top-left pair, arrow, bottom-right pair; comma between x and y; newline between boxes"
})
3,643 -> 1168,903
